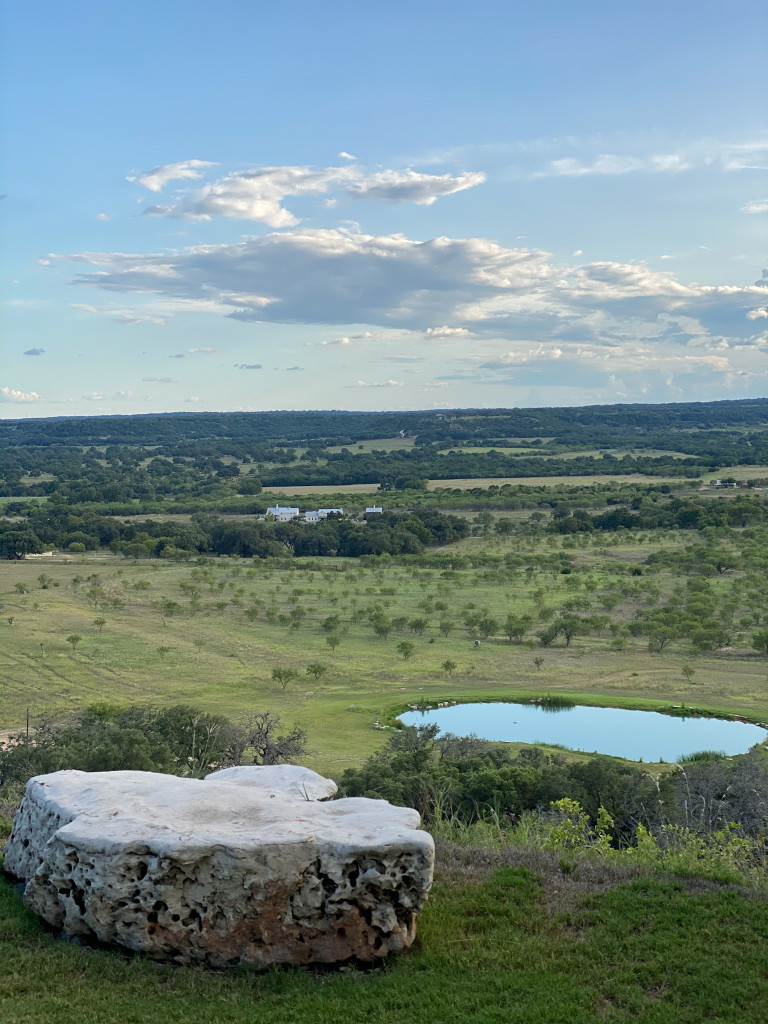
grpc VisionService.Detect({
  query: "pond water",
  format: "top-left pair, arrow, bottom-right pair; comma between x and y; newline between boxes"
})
398,702 -> 767,763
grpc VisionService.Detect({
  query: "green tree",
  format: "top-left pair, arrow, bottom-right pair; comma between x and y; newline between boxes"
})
272,667 -> 298,690
93,617 -> 107,633
66,634 -> 82,651
306,662 -> 327,681
752,630 -> 768,656
397,640 -> 415,660
504,614 -> 531,642
441,659 -> 457,676
326,633 -> 341,651
477,615 -> 499,639
156,645 -> 171,660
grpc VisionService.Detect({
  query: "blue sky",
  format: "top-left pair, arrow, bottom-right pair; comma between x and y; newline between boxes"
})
2,0 -> 766,417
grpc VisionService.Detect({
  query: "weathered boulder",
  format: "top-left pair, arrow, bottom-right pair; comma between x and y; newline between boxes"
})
4,767 -> 433,967
204,764 -> 338,801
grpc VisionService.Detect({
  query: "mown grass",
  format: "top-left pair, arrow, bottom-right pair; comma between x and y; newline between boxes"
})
2,855 -> 767,1024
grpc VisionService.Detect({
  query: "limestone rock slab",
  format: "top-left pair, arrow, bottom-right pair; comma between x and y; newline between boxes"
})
205,764 -> 338,801
4,768 -> 433,967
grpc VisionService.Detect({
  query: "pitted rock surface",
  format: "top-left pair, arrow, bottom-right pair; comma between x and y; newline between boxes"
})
4,768 -> 434,967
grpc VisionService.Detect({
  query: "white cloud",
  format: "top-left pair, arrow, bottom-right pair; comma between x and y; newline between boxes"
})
742,198 -> 768,214
351,379 -> 405,388
344,169 -> 486,205
50,230 -> 768,397
82,391 -> 105,401
1,385 -> 40,402
55,228 -> 555,328
142,376 -> 177,383
141,164 -> 485,224
70,302 -> 165,325
522,136 -> 768,180
184,395 -> 202,403
96,213 -> 111,221
187,347 -> 214,353
747,307 -> 768,320
338,151 -> 357,161
127,160 -> 217,192
425,326 -> 471,338
571,249 -> 583,257
113,313 -> 166,326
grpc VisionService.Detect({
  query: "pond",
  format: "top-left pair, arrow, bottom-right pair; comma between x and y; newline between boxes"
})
398,702 -> 767,763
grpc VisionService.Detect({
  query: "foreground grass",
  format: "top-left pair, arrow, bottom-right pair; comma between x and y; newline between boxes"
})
2,851 -> 767,1024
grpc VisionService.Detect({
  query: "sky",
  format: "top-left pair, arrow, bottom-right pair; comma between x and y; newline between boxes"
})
1,0 -> 766,418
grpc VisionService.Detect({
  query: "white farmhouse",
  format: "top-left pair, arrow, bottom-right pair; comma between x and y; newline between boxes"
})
365,506 -> 383,515
266,505 -> 300,522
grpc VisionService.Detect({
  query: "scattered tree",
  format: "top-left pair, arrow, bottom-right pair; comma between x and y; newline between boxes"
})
93,617 -> 107,633
66,634 -> 82,651
441,659 -> 457,676
271,667 -> 298,690
397,640 -> 415,660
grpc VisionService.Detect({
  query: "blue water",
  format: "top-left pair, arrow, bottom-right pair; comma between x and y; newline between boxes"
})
398,702 -> 767,763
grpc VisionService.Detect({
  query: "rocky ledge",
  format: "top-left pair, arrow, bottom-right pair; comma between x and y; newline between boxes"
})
4,766 -> 434,967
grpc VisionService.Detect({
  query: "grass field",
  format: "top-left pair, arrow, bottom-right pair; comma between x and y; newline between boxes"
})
2,527 -> 766,776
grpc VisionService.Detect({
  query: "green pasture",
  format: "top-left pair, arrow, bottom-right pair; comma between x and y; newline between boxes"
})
2,530 -> 766,776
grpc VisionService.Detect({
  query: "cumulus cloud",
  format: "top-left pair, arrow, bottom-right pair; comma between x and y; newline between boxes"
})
742,198 -> 768,214
338,151 -> 357,161
234,363 -> 262,369
1,385 -> 40,402
425,326 -> 471,338
23,347 -> 45,356
127,160 -> 216,192
140,164 -> 485,224
47,229 -> 768,398
54,228 -> 555,329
